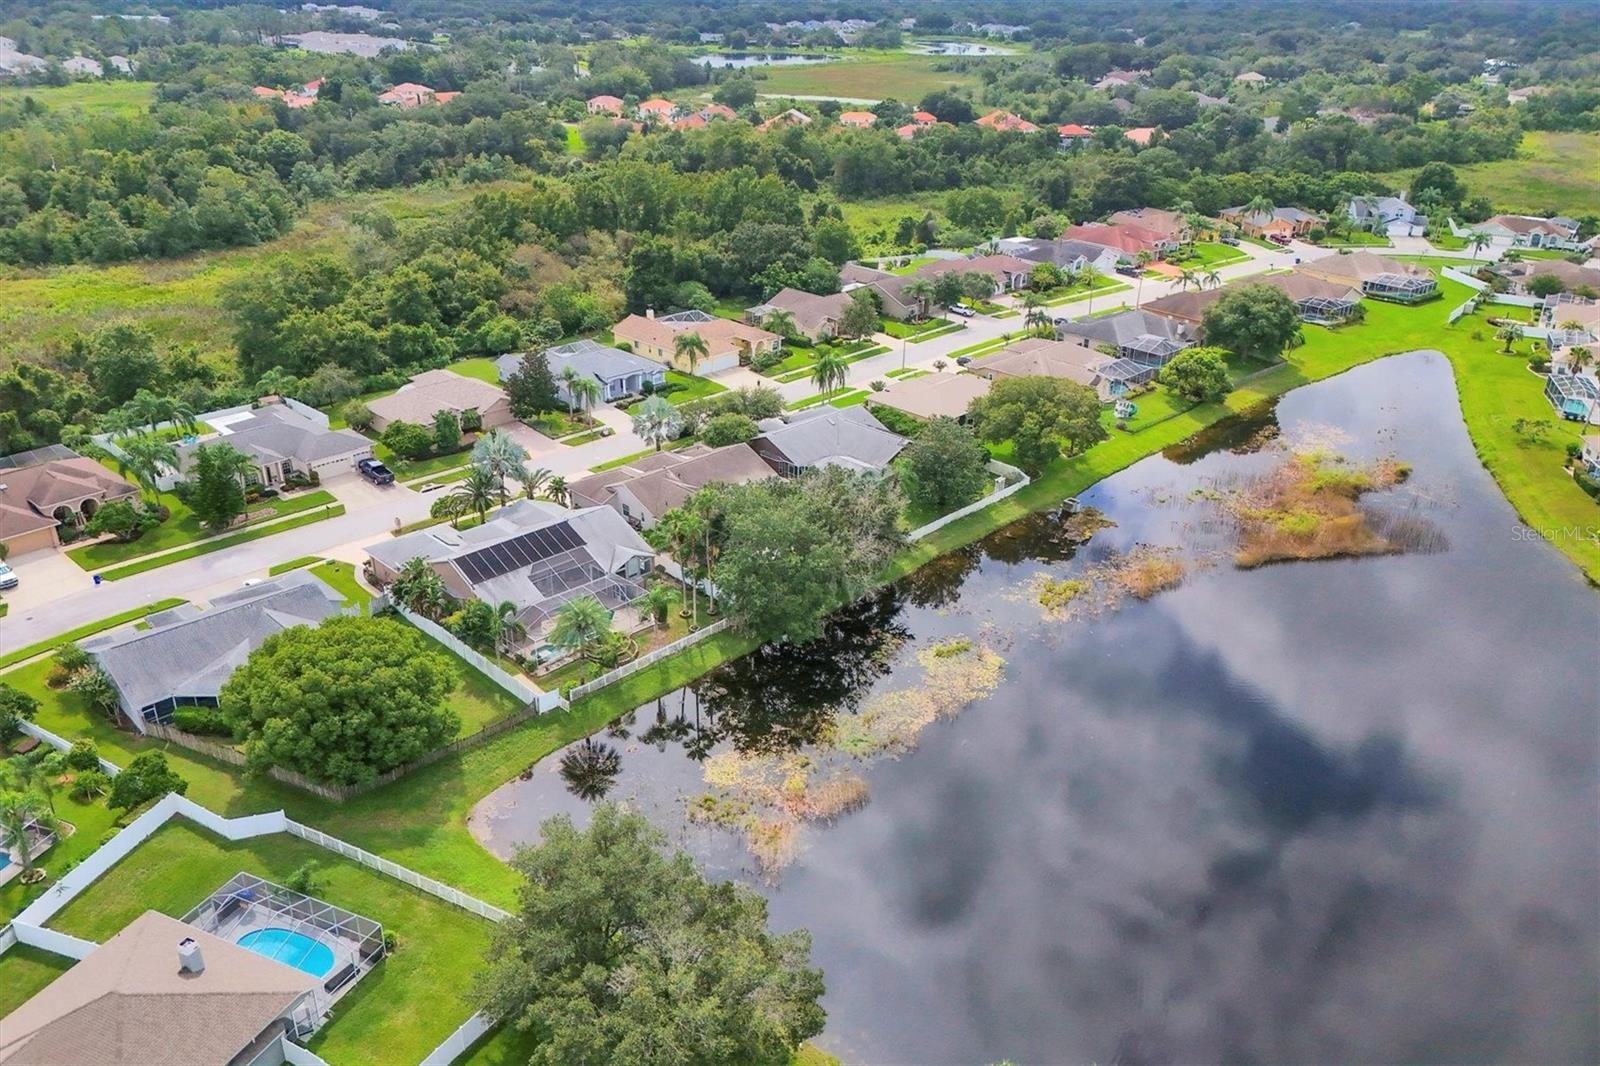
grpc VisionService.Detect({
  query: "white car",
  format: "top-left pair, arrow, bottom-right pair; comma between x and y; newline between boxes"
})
949,304 -> 976,318
0,562 -> 17,590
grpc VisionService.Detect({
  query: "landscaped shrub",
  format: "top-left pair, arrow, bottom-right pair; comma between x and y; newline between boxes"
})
749,348 -> 785,373
700,413 -> 759,446
173,706 -> 232,736
70,770 -> 111,801
1575,470 -> 1600,503
344,400 -> 375,431
0,682 -> 39,740
66,739 -> 100,771
55,642 -> 91,674
382,420 -> 435,460
867,402 -> 926,438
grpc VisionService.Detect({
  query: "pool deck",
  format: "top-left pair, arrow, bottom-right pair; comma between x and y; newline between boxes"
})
194,899 -> 372,1027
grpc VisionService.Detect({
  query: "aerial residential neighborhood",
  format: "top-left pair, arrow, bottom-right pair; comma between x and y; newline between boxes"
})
0,2 -> 1596,1065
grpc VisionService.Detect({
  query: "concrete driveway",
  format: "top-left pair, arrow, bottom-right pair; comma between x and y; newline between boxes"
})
2,547 -> 96,613
326,474 -> 416,510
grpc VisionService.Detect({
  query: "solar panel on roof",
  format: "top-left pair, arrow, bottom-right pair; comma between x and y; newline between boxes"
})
454,520 -> 584,584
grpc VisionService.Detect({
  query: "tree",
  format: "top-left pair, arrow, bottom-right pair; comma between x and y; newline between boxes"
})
673,332 -> 709,375
901,417 -> 991,512
474,805 -> 824,1066
344,400 -> 375,431
701,412 -> 759,446
472,429 -> 529,505
506,351 -> 561,418
1022,292 -> 1051,334
811,351 -> 848,397
838,290 -> 881,338
1159,346 -> 1233,403
639,582 -> 677,628
0,792 -> 59,879
382,420 -> 435,460
113,434 -> 179,504
961,271 -> 994,306
968,376 -> 1108,474
190,442 -> 254,529
433,409 -> 463,453
1467,230 -> 1492,260
86,323 -> 163,406
902,278 -> 935,321
219,616 -> 459,786
450,467 -> 499,525
568,376 -> 603,423
1031,261 -> 1065,291
1497,323 -> 1523,352
1176,267 -> 1201,293
1527,274 -> 1566,297
1201,285 -> 1302,362
390,557 -> 451,618
761,309 -> 798,341
107,751 -> 188,811
1078,265 -> 1104,315
931,272 -> 966,317
116,390 -> 196,437
0,682 -> 39,742
69,666 -> 120,718
84,499 -> 155,542
631,395 -> 683,452
1410,162 -> 1465,207
547,596 -> 615,663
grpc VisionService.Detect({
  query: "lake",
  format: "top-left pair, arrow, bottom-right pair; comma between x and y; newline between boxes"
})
472,352 -> 1599,1063
692,52 -> 833,68
909,41 -> 1018,56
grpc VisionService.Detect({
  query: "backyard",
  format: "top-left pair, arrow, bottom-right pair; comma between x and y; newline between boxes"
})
42,820 -> 495,1066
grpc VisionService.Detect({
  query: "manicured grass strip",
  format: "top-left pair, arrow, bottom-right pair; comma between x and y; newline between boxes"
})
390,449 -> 473,482
449,357 -> 503,384
68,488 -> 338,570
309,559 -> 371,608
97,505 -> 346,581
46,821 -> 495,1066
589,436 -> 699,472
788,389 -> 865,410
268,555 -> 323,575
559,429 -> 607,446
0,597 -> 187,670
0,945 -> 74,1017
1041,281 -> 1132,307
948,334 -> 1014,359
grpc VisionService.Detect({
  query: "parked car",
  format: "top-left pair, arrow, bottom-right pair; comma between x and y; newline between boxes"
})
357,458 -> 395,485
949,304 -> 976,318
956,355 -> 973,366
0,562 -> 17,590
1115,264 -> 1140,277
1220,235 -> 1241,246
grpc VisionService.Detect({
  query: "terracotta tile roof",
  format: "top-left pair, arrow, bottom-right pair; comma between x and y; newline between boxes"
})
1124,126 -> 1158,145
611,314 -> 777,360
838,110 -> 877,127
975,109 -> 1040,133
1057,123 -> 1093,137
637,98 -> 676,114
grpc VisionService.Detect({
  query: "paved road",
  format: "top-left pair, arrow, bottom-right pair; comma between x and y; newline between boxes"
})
0,237 -> 1314,654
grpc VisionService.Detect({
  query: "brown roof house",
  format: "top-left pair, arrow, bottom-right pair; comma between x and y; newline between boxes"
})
1496,258 -> 1600,296
745,288 -> 854,342
1480,214 -> 1586,251
0,910 -> 320,1066
1219,204 -> 1322,241
872,372 -> 992,422
568,442 -> 775,528
612,310 -> 780,377
1108,208 -> 1193,246
364,369 -> 513,434
0,446 -> 139,556
1298,251 -> 1439,303
1144,270 -> 1362,327
970,337 -> 1117,400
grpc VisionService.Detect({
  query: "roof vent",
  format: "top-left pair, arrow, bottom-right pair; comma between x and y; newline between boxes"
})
178,937 -> 205,974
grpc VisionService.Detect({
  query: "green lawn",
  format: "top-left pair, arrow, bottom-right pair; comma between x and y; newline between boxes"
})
1429,231 -> 1470,250
309,559 -> 370,608
1040,278 -> 1132,307
588,436 -> 700,472
449,357 -> 503,385
0,777 -> 124,926
0,945 -> 74,1017
386,446 -> 474,482
68,489 -> 338,570
624,370 -> 727,413
562,123 -> 584,154
1168,241 -> 1251,268
44,820 -> 494,1066
1316,231 -> 1392,248
0,79 -> 155,118
96,504 -> 347,581
0,597 -> 186,671
756,53 -> 984,100
268,555 -> 323,575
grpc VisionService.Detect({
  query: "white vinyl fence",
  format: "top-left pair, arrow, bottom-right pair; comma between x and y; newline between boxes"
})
419,1012 -> 497,1066
284,821 -> 511,922
909,461 -> 1031,541
393,604 -> 559,710
17,719 -> 121,775
567,618 -> 732,700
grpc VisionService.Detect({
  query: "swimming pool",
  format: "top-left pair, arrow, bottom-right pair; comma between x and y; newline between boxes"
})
236,927 -> 336,977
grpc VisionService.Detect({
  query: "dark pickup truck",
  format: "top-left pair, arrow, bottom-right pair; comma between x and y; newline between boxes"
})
357,457 -> 395,485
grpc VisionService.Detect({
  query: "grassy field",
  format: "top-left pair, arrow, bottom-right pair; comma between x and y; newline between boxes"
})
44,820 -> 494,1066
0,79 -> 156,118
1380,132 -> 1600,215
0,184 -> 516,373
755,53 -> 983,100
0,945 -> 74,1017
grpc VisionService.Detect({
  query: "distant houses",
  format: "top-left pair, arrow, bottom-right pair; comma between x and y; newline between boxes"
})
1478,214 -> 1590,251
745,288 -> 854,342
1347,194 -> 1426,236
365,369 -> 513,434
377,82 -> 459,108
1219,204 -> 1322,241
838,110 -> 877,128
254,78 -> 323,109
586,94 -> 624,116
997,236 -> 1122,276
1061,221 -> 1174,260
569,443 -> 775,529
968,337 -> 1118,400
975,109 -> 1040,134
1494,258 -> 1600,296
750,407 -> 907,475
1054,308 -> 1197,389
839,254 -> 1037,319
1144,271 -> 1363,328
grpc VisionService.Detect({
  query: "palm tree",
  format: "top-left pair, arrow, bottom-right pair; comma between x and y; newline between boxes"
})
558,367 -> 583,416
121,390 -> 197,437
0,791 -> 60,881
471,429 -> 529,505
390,557 -> 450,618
1244,194 -> 1275,224
449,467 -> 499,525
655,508 -> 704,618
490,601 -> 527,658
1022,292 -> 1050,334
1079,265 -> 1103,316
673,331 -> 709,375
547,595 -> 614,663
114,434 -> 179,504
5,752 -> 57,813
433,492 -> 471,529
1468,230 -> 1492,260
1497,323 -> 1523,353
1354,194 -> 1380,230
902,278 -> 935,321
542,474 -> 569,507
1567,346 -> 1593,373
761,308 -> 797,341
521,465 -> 552,501
1134,249 -> 1154,305
1203,268 -> 1223,290
639,582 -> 677,628
199,441 -> 258,496
631,395 -> 682,452
1176,268 -> 1201,293
811,351 -> 848,397
568,376 -> 603,425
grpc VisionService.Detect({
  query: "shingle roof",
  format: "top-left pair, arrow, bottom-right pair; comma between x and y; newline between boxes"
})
178,404 -> 370,469
495,340 -> 663,386
876,372 -> 991,420
978,338 -> 1107,388
746,288 -> 853,338
86,571 -> 345,713
597,444 -> 775,517
1057,309 -> 1197,351
366,369 -> 507,426
0,911 -> 318,1066
757,406 -> 906,470
611,315 -> 777,360
0,454 -> 139,542
1299,251 -> 1431,285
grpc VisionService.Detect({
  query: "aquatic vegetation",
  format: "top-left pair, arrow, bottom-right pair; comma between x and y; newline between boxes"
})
927,637 -> 973,658
1118,550 -> 1188,599
1037,577 -> 1088,613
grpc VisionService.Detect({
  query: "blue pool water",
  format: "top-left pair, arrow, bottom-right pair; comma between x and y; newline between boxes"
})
237,927 -> 336,977
0,853 -> 11,872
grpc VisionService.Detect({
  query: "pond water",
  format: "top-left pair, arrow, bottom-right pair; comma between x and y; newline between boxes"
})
909,40 -> 1018,56
692,52 -> 834,68
471,352 -> 1599,1063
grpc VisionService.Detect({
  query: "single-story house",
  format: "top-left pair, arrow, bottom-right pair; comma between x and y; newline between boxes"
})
586,94 -> 623,115
917,254 -> 1039,295
1060,222 -> 1172,260
1582,434 -> 1600,474
568,442 -> 775,529
975,109 -> 1040,134
757,108 -> 812,131
745,288 -> 854,341
0,445 -> 140,556
365,499 -> 656,644
1234,71 -> 1268,85
1057,123 -> 1094,148
1298,251 -> 1438,303
998,237 -> 1123,277
496,340 -> 666,405
1108,208 -> 1192,246
872,372 -> 991,422
365,369 -> 514,434
970,337 -> 1116,400
1496,259 -> 1600,296
840,263 -> 922,321
1093,69 -> 1145,90
83,571 -> 348,729
637,98 -> 678,121
175,401 -> 373,487
1145,271 -> 1362,327
1480,214 -> 1586,250
1347,194 -> 1426,236
1124,126 -> 1158,147
611,310 -> 780,377
1220,204 -> 1322,240
1545,372 -> 1599,423
838,110 -> 877,128
62,55 -> 103,77
752,406 -> 908,475
1055,309 -> 1197,389
0,910 -> 322,1066
377,82 -> 456,108
1543,296 -> 1600,336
